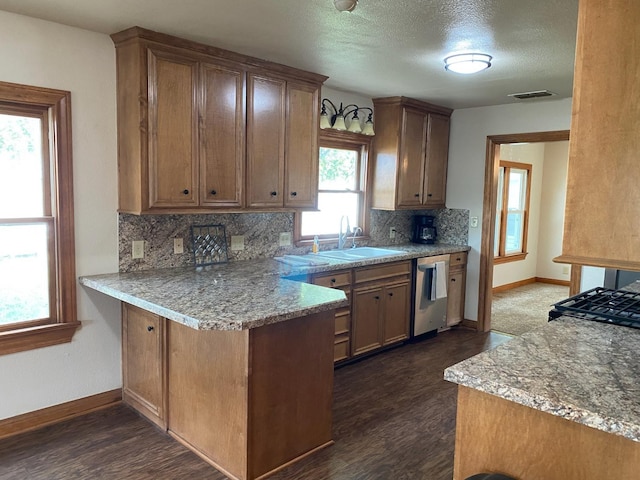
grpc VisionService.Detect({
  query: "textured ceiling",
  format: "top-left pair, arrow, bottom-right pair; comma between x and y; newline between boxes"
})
0,0 -> 579,109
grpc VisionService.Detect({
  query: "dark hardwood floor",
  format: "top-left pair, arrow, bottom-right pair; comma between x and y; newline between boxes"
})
0,328 -> 510,480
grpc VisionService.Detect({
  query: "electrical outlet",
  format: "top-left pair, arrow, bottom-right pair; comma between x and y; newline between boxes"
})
174,238 -> 184,254
279,232 -> 292,247
389,227 -> 396,240
231,235 -> 245,251
562,265 -> 570,275
470,216 -> 479,228
132,240 -> 144,259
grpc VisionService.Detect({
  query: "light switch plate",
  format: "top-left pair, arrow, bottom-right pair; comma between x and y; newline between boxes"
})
231,235 -> 245,251
279,232 -> 292,246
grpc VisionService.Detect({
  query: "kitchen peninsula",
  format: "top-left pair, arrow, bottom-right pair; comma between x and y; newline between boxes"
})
445,307 -> 640,479
80,243 -> 468,480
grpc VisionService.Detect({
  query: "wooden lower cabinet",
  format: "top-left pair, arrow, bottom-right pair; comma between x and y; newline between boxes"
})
447,251 -> 467,326
311,270 -> 352,363
453,386 -> 640,480
122,302 -> 335,480
352,261 -> 411,357
122,303 -> 166,428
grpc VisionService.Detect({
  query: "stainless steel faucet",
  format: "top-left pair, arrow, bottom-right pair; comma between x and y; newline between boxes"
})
351,226 -> 362,248
338,215 -> 351,249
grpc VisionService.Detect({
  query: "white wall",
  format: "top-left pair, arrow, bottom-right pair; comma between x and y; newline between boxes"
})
492,143 -> 546,287
537,141 -> 570,280
447,99 -> 573,321
0,11 -> 121,419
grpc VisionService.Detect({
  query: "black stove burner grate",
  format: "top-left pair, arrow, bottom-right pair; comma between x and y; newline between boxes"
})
550,287 -> 640,329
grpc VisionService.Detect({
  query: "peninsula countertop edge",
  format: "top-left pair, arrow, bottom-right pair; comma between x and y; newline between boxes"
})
80,243 -> 470,331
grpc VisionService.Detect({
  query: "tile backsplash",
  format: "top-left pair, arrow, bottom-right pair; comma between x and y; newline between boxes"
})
119,208 -> 468,272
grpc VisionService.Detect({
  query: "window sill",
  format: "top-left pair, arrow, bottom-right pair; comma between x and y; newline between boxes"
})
295,235 -> 371,248
0,321 -> 81,356
494,252 -> 528,265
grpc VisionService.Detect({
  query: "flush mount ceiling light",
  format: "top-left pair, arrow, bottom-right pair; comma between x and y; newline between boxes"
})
334,0 -> 358,12
444,53 -> 492,74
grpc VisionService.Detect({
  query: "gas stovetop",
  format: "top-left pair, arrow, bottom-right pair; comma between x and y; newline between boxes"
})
549,287 -> 640,329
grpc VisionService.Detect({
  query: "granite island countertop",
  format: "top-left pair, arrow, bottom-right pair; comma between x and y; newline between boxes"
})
445,315 -> 640,443
80,242 -> 469,331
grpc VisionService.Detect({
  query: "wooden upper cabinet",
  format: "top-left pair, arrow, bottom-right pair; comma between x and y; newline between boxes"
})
148,49 -> 199,208
199,62 -> 244,208
111,26 -> 327,214
423,113 -> 450,207
246,74 -> 286,207
397,108 -> 427,207
246,76 -> 320,209
555,0 -> 640,270
371,97 -> 452,211
285,82 -> 320,208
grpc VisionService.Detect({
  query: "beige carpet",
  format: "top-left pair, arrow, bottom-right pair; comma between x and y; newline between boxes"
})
491,282 -> 570,336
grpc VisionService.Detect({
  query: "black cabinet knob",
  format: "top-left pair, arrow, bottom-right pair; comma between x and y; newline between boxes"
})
210,189 -> 217,195
330,278 -> 336,284
374,295 -> 380,300
182,189 -> 190,195
414,193 -> 420,197
147,325 -> 154,332
270,191 -> 277,197
456,257 -> 461,261
427,193 -> 433,197
451,278 -> 456,282
290,191 -> 297,197
388,292 -> 394,297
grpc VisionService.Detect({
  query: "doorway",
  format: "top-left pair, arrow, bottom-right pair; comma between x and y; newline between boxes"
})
476,130 -> 576,332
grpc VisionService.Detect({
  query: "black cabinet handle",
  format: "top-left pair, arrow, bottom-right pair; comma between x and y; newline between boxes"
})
210,189 -> 217,195
374,295 -> 380,300
388,292 -> 394,297
147,325 -> 154,332
330,278 -> 336,284
451,278 -> 456,282
270,191 -> 277,197
290,191 -> 297,197
414,193 -> 420,197
182,189 -> 190,195
427,193 -> 433,197
456,257 -> 461,261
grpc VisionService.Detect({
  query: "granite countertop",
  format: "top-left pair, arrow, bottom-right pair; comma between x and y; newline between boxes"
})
444,315 -> 640,443
80,242 -> 469,331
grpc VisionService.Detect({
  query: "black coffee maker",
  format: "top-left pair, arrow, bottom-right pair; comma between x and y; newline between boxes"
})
412,215 -> 437,244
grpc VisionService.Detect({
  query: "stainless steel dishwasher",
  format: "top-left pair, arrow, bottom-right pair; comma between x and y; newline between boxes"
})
412,254 -> 450,337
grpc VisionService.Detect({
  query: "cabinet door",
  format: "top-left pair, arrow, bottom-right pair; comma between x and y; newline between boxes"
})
199,62 -> 245,207
147,48 -> 198,208
423,113 -> 450,208
246,73 -> 286,207
352,286 -> 384,356
122,304 -> 165,427
383,281 -> 410,345
446,268 -> 466,326
284,81 -> 319,208
397,108 -> 427,207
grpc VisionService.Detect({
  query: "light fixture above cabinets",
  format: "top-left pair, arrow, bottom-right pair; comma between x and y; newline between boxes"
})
333,0 -> 358,12
319,98 -> 375,135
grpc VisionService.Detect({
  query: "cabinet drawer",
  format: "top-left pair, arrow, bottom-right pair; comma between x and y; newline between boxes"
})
333,337 -> 350,363
450,251 -> 467,267
313,270 -> 352,288
354,261 -> 411,284
335,313 -> 350,335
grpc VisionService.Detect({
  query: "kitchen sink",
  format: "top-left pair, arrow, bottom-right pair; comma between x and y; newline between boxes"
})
316,247 -> 404,261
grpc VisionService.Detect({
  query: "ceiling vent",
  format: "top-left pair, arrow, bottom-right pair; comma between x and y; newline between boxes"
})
508,90 -> 556,100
